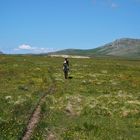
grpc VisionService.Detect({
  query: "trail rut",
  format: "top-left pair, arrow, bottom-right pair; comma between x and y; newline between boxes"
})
21,86 -> 55,140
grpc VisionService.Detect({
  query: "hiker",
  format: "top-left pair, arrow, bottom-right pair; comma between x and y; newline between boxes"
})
63,58 -> 69,79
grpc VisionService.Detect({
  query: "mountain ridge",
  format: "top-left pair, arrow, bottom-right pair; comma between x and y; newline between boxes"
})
48,38 -> 140,58
0,51 -> 3,54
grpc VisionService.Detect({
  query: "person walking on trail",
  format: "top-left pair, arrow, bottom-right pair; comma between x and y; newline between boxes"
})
63,58 -> 69,79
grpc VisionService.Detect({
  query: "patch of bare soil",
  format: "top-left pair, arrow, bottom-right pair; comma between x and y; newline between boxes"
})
21,86 -> 55,140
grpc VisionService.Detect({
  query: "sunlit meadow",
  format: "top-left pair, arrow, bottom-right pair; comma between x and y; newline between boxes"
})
0,55 -> 140,140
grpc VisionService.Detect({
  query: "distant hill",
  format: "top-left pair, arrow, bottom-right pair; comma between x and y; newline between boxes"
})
48,38 -> 140,58
94,38 -> 140,57
0,51 -> 3,54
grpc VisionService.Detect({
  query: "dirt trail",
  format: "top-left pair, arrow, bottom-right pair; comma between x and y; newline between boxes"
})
21,86 -> 55,140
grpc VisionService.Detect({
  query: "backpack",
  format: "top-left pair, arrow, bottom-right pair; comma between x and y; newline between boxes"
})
63,63 -> 69,71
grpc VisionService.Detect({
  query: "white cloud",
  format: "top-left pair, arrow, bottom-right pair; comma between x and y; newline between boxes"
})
18,44 -> 33,50
92,0 -> 119,8
107,0 -> 118,8
31,47 -> 56,53
14,44 -> 57,54
92,0 -> 96,4
111,3 -> 118,8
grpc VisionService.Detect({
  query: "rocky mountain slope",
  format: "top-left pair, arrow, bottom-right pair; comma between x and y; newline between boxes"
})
48,38 -> 140,58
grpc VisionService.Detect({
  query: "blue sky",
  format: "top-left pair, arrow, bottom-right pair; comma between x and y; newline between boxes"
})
0,0 -> 140,54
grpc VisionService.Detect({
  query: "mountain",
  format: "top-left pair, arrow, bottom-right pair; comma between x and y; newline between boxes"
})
49,38 -> 140,58
94,38 -> 140,57
0,51 -> 3,54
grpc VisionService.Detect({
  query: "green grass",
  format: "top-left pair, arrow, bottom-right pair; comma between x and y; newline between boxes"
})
0,55 -> 53,139
0,55 -> 140,139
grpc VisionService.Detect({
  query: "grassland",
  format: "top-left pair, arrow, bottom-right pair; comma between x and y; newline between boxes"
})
0,55 -> 140,140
